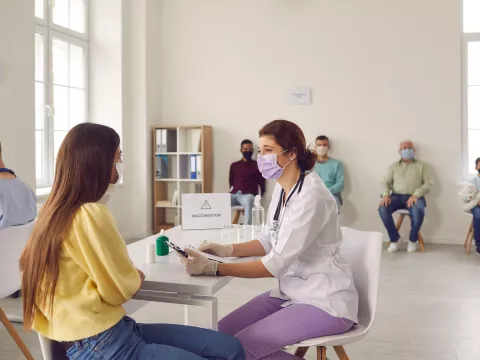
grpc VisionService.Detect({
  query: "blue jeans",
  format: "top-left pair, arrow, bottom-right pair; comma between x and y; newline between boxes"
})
66,316 -> 245,360
333,194 -> 342,214
378,194 -> 426,243
471,206 -> 480,252
231,192 -> 255,225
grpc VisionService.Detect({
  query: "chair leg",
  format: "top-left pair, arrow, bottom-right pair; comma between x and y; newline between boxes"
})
417,232 -> 426,252
333,346 -> 350,360
395,213 -> 405,231
0,307 -> 34,360
465,220 -> 474,253
295,346 -> 309,358
317,346 -> 327,360
232,210 -> 241,224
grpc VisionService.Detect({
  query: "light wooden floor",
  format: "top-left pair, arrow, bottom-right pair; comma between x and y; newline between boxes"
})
1,243 -> 479,360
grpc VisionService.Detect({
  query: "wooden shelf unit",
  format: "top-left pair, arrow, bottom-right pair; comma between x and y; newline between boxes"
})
152,126 -> 213,233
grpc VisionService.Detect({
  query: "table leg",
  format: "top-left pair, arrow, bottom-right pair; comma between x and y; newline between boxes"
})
210,298 -> 218,331
184,305 -> 189,326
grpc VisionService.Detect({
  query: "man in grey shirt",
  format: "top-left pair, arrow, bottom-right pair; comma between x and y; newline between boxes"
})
0,142 -> 36,228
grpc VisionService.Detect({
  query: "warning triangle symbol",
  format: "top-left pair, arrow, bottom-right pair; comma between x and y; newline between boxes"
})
201,200 -> 212,210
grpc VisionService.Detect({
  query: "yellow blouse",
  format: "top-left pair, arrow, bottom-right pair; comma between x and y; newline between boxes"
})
32,203 -> 141,341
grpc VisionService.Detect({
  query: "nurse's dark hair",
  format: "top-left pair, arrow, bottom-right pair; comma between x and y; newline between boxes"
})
476,157 -> 480,167
259,120 -> 316,172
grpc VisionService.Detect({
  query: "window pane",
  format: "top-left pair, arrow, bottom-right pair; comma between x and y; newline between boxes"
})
53,0 -> 69,29
35,33 -> 44,82
53,85 -> 69,131
35,82 -> 45,130
70,0 -> 86,33
35,130 -> 45,180
35,0 -> 44,19
54,131 -> 68,161
69,44 -> 85,88
69,89 -> 85,127
468,42 -> 480,86
469,86 -> 480,129
463,0 -> 480,33
53,38 -> 69,86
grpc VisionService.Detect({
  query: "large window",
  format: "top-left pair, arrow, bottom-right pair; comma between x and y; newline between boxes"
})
464,0 -> 480,175
35,0 -> 88,190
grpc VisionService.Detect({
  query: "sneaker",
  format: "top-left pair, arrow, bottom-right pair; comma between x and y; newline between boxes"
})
387,242 -> 399,253
476,248 -> 480,256
407,241 -> 417,253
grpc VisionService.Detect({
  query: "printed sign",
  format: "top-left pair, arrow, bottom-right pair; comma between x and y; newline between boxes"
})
181,193 -> 231,230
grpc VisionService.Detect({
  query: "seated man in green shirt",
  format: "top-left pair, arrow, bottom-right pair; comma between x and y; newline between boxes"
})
313,135 -> 344,212
379,140 -> 433,253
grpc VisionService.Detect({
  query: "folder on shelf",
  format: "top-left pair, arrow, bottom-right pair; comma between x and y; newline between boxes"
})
195,155 -> 202,179
171,190 -> 179,206
156,129 -> 162,152
190,155 -> 197,179
156,155 -> 169,178
160,129 -> 167,152
166,129 -> 178,152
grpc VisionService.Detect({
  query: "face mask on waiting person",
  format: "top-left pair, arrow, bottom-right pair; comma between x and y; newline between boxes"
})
257,150 -> 293,180
242,151 -> 253,161
99,162 -> 123,206
316,146 -> 328,157
400,149 -> 415,161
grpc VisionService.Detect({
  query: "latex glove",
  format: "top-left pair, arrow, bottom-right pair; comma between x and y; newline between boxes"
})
198,241 -> 233,257
180,248 -> 219,276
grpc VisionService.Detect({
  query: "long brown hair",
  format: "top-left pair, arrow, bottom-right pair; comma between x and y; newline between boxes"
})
259,120 -> 316,171
20,123 -> 120,330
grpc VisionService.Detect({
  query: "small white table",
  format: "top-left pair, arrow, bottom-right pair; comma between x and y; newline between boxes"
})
127,225 -> 254,330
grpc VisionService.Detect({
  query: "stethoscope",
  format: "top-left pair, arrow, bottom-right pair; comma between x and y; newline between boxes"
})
269,172 -> 306,242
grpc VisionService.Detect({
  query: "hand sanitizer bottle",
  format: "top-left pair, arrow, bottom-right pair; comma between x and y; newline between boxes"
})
252,195 -> 264,233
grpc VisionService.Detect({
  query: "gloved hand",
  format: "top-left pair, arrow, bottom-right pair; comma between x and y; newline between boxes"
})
179,248 -> 219,276
198,241 -> 233,258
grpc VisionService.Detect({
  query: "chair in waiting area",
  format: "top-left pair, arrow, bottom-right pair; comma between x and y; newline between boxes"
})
464,214 -> 474,253
393,209 -> 426,252
292,227 -> 383,360
0,222 -> 35,360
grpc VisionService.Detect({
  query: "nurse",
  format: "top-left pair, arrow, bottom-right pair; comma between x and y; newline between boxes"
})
180,120 -> 358,360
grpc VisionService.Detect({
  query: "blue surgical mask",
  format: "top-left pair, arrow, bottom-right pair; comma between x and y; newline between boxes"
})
401,149 -> 415,160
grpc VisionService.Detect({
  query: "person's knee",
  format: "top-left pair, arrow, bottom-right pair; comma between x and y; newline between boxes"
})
245,194 -> 255,207
378,205 -> 390,218
226,337 -> 246,360
410,202 -> 425,218
472,207 -> 480,219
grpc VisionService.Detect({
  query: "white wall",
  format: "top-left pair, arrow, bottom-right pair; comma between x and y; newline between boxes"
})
144,0 -> 465,243
0,0 -> 35,190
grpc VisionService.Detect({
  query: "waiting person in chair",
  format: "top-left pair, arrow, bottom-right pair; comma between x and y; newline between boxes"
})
379,140 -> 433,253
469,157 -> 480,256
0,142 -> 36,229
313,135 -> 344,211
229,139 -> 266,224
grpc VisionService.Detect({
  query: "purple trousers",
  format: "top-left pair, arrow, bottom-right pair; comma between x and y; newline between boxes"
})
219,292 -> 354,360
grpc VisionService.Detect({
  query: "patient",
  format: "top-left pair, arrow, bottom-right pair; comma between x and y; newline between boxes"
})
0,142 -> 36,229
20,123 -> 244,360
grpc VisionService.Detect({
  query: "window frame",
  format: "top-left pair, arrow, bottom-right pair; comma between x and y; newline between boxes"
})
462,32 -> 480,179
35,0 -> 89,191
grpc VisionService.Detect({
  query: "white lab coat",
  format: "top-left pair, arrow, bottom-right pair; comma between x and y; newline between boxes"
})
259,172 -> 358,323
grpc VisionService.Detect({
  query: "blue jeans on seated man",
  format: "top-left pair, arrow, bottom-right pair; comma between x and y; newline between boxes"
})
470,206 -> 480,252
231,191 -> 255,225
66,316 -> 245,360
378,193 -> 426,243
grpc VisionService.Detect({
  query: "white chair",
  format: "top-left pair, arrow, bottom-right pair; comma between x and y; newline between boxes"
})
292,227 -> 383,360
393,209 -> 426,252
0,222 -> 35,360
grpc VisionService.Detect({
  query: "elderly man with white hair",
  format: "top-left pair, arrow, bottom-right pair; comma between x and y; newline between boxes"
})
378,140 -> 433,253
